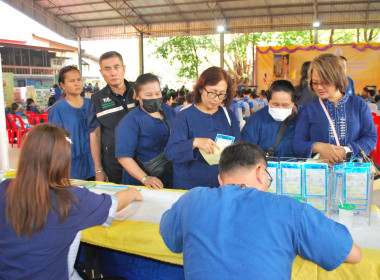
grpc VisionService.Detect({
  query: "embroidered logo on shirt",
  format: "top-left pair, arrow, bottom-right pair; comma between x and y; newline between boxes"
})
101,97 -> 116,109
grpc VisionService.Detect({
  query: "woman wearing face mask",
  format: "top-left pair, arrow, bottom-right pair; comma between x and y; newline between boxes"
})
165,67 -> 240,190
115,73 -> 176,189
293,54 -> 376,163
242,80 -> 300,158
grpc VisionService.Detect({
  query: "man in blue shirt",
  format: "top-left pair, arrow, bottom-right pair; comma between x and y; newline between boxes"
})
160,142 -> 361,280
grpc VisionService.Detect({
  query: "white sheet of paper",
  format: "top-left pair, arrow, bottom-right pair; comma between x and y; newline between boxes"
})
89,186 -> 184,223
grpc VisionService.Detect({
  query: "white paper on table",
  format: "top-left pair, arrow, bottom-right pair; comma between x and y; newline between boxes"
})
115,189 -> 184,223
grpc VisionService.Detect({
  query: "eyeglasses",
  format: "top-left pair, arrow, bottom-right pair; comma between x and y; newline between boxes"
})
265,169 -> 273,188
204,88 -> 227,100
311,80 -> 329,88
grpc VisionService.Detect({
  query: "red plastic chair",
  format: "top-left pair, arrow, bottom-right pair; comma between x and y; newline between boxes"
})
24,111 -> 41,125
6,114 -> 30,148
5,116 -> 13,144
39,113 -> 48,123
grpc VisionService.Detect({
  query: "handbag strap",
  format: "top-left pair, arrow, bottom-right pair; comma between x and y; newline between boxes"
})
265,117 -> 290,155
319,98 -> 341,146
222,106 -> 231,126
159,109 -> 171,132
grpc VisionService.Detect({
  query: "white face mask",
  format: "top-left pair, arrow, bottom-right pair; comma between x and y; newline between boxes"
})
268,106 -> 292,121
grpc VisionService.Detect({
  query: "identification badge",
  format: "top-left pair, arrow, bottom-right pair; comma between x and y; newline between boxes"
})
215,134 -> 235,148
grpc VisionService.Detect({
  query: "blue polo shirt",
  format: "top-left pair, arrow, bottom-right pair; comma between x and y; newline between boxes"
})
242,106 -> 302,157
48,98 -> 95,179
165,105 -> 241,190
115,104 -> 176,186
160,185 -> 353,280
0,179 -> 116,279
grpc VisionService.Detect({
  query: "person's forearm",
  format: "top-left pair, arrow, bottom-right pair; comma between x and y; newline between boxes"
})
90,127 -> 103,170
344,242 -> 361,264
118,157 -> 147,184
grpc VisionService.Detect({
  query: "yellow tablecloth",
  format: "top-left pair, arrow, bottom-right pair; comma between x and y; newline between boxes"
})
81,187 -> 380,280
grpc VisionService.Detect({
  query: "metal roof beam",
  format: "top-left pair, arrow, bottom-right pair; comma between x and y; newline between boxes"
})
204,0 -> 227,26
2,0 -> 77,39
102,0 -> 145,33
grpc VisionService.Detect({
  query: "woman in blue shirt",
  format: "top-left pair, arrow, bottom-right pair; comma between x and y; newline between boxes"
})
165,67 -> 241,190
48,65 -> 95,180
0,124 -> 142,279
242,80 -> 301,158
115,73 -> 176,188
293,53 -> 377,163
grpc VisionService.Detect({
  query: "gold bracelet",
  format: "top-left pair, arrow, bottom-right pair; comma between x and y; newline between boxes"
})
141,175 -> 148,184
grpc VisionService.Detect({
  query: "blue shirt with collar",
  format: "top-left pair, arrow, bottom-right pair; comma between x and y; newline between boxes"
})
160,185 -> 353,280
242,105 -> 301,158
165,105 -> 241,190
48,98 -> 95,179
293,94 -> 377,158
115,104 -> 176,186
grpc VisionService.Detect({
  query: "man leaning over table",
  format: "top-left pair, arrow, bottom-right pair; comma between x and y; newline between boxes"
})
160,142 -> 361,280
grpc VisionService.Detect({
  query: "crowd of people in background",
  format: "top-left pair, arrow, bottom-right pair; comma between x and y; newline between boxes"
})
2,50 -> 375,279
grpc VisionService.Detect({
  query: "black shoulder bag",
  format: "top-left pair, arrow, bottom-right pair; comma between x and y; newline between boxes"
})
134,109 -> 173,179
264,118 -> 289,157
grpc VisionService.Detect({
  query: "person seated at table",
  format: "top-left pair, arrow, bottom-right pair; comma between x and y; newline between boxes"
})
160,142 -> 361,280
0,124 -> 143,279
26,98 -> 41,114
115,73 -> 176,189
165,66 -> 241,190
293,54 -> 377,163
241,80 -> 301,158
48,65 -> 95,180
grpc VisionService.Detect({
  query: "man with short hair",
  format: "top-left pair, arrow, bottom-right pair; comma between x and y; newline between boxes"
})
88,51 -> 135,183
160,142 -> 361,280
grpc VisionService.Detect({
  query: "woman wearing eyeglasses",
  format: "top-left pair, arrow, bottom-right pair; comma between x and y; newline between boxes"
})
293,54 -> 376,163
48,65 -> 95,180
165,67 -> 241,190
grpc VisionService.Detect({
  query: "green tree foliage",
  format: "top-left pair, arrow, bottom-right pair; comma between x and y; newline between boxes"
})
261,30 -> 313,46
150,36 -> 217,80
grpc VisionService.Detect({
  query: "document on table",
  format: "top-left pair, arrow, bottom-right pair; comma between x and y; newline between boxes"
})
89,185 -> 184,223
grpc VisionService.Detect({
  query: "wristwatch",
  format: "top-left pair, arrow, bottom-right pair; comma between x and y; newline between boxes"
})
343,146 -> 353,160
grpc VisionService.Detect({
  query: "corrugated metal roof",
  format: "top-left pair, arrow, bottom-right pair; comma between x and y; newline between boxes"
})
4,0 -> 380,40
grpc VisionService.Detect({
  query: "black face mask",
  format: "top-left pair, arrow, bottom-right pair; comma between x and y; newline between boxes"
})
141,98 -> 163,113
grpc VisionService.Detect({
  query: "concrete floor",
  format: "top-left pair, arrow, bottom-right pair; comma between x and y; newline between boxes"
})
6,144 -> 380,208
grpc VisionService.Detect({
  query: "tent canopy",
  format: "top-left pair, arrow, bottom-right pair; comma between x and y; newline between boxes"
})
4,0 -> 380,40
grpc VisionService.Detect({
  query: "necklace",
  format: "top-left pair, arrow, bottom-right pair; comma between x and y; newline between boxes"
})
229,184 -> 247,190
